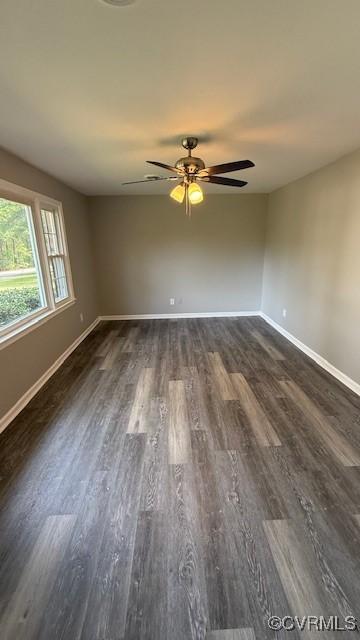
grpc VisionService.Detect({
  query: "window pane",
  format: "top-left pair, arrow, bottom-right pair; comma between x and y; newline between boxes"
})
0,198 -> 45,330
54,210 -> 64,253
41,208 -> 69,303
49,256 -> 68,302
41,208 -> 60,255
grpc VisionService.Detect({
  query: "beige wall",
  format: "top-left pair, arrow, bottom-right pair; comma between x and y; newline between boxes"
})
0,148 -> 98,419
262,148 -> 360,385
89,194 -> 268,316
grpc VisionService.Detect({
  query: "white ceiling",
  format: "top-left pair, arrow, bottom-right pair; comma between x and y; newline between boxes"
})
1,0 -> 360,195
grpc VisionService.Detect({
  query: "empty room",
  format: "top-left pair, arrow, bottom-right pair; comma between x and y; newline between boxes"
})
1,1 -> 360,638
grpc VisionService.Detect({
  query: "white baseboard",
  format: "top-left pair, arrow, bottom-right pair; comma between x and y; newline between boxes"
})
99,311 -> 261,320
0,317 -> 101,434
6,309 -> 357,436
259,312 -> 360,397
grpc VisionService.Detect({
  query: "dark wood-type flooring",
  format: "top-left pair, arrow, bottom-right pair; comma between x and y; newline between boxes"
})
1,317 -> 360,639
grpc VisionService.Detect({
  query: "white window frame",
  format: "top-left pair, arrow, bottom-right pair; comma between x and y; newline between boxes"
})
39,202 -> 74,305
0,178 -> 76,349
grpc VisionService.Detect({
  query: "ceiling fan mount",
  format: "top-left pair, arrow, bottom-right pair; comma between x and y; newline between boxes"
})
181,136 -> 199,151
122,137 -> 255,215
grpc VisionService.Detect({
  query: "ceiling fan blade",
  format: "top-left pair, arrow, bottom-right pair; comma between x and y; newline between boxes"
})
199,160 -> 255,176
122,176 -> 178,185
199,176 -> 248,187
146,160 -> 179,173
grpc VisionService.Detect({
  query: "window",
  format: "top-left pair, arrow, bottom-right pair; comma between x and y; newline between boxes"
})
0,179 -> 74,345
0,198 -> 46,330
41,208 -> 69,303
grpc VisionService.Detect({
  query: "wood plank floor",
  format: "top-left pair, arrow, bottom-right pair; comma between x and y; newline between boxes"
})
1,317 -> 360,639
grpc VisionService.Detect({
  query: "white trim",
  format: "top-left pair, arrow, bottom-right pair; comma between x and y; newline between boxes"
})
99,311 -> 261,320
0,298 -> 77,351
259,312 -> 360,397
0,177 -> 62,208
0,317 -> 100,434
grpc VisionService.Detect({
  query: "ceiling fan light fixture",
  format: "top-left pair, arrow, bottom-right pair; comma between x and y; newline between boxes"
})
188,182 -> 204,205
170,183 -> 185,204
123,137 -> 254,216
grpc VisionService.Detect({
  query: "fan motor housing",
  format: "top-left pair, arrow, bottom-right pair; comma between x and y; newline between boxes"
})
175,156 -> 205,174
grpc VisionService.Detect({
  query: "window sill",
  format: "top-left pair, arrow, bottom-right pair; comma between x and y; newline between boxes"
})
0,298 -> 76,352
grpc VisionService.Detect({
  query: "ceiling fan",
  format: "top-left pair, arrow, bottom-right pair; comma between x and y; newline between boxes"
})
122,137 -> 255,215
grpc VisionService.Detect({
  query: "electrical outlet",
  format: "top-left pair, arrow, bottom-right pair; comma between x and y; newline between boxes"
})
170,298 -> 175,306
80,312 -> 84,323
282,308 -> 287,318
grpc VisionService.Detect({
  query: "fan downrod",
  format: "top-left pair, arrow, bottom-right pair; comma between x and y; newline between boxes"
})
182,137 -> 199,152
